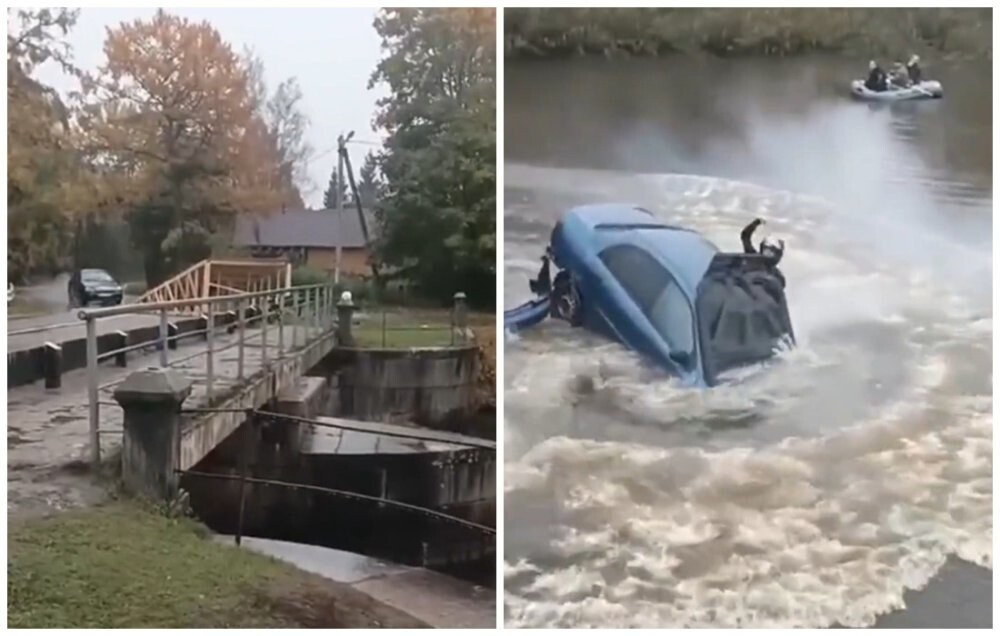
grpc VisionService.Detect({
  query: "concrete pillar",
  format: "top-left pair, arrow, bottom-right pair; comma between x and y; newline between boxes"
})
167,322 -> 179,350
113,368 -> 192,501
115,330 -> 128,367
452,291 -> 470,343
337,293 -> 356,347
43,342 -> 62,389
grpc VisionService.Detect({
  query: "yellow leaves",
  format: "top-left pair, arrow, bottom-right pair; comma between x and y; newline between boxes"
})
83,10 -> 284,217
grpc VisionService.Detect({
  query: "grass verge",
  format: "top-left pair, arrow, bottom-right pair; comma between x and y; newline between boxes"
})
7,501 -> 427,628
353,309 -> 494,349
354,326 -> 456,348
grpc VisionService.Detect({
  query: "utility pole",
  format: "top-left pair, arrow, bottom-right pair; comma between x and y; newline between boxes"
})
334,133 -> 345,284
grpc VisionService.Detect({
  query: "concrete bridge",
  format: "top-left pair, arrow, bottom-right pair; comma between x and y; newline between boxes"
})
7,279 -> 483,518
7,282 -> 344,515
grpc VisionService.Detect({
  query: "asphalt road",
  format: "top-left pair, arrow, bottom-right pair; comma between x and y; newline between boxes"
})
8,275 -> 147,352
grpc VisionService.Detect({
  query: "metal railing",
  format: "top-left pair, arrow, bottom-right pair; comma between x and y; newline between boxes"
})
80,282 -> 340,468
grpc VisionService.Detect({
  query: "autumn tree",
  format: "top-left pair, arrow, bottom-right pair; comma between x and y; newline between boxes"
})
243,47 -> 311,208
369,8 -> 496,308
80,10 -> 293,285
7,8 -> 87,281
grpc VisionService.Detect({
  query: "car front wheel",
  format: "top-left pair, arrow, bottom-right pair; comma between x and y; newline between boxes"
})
551,272 -> 583,326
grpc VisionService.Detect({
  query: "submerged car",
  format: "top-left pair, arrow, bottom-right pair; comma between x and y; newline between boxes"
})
511,204 -> 794,387
68,268 -> 124,308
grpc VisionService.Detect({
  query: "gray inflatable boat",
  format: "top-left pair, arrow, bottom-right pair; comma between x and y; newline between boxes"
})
850,79 -> 943,101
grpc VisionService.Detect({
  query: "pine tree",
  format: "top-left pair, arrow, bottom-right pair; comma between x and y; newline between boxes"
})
321,166 -> 348,210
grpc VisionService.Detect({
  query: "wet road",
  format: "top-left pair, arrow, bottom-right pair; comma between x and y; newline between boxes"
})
7,274 -> 146,352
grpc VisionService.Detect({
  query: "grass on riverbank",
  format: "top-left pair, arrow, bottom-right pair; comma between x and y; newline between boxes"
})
353,309 -> 493,349
7,501 -> 426,629
505,8 -> 992,60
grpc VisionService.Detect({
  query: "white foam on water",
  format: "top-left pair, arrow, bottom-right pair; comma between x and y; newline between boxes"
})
503,167 -> 992,628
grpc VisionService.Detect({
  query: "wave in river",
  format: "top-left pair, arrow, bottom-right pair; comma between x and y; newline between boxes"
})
503,166 -> 992,628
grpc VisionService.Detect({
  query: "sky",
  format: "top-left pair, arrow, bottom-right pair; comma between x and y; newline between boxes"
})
32,7 -> 389,209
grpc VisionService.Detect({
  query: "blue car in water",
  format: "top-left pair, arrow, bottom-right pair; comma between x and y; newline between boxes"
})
508,204 -> 794,387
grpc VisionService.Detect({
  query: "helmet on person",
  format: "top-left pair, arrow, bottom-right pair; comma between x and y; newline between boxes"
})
909,54 -> 920,65
760,237 -> 785,260
868,60 -> 877,71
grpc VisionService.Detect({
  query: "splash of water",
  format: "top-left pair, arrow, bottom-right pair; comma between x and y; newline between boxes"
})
503,167 -> 992,628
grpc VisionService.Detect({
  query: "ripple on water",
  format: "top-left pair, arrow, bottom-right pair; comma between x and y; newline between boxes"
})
503,168 -> 992,628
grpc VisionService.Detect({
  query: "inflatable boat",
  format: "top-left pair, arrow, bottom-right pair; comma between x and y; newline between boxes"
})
504,204 -> 795,387
850,79 -> 943,101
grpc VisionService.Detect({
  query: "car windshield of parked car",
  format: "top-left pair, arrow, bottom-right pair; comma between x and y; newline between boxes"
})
598,244 -> 696,370
82,270 -> 114,283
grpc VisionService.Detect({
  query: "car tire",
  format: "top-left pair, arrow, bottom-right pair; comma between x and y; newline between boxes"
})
551,272 -> 583,326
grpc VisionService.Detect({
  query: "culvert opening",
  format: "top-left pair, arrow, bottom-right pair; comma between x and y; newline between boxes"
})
179,410 -> 496,588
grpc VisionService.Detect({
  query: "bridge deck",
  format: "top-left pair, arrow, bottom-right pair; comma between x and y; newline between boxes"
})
8,322 -> 327,518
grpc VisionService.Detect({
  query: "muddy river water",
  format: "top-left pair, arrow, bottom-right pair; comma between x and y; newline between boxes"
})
503,56 -> 992,628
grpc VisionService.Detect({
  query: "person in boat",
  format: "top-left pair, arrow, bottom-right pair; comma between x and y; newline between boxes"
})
888,61 -> 910,88
864,60 -> 888,92
906,54 -> 923,85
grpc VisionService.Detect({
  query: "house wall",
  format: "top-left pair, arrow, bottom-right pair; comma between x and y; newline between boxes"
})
307,247 -> 371,277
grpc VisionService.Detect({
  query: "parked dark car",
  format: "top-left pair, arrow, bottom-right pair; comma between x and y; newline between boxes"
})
68,268 -> 124,308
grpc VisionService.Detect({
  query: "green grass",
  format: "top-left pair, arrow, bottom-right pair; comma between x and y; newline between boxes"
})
351,309 -> 493,348
354,325 -> 457,348
7,502 -> 426,629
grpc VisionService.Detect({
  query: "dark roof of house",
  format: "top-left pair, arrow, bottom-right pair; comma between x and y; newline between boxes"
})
233,208 -> 377,249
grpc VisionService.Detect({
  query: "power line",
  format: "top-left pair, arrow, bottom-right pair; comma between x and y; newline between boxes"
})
306,138 -> 381,165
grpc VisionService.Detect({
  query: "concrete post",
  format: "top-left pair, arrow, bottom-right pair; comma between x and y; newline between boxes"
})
452,291 -> 470,344
113,368 -> 192,501
115,330 -> 128,367
337,293 -> 356,347
43,342 -> 62,389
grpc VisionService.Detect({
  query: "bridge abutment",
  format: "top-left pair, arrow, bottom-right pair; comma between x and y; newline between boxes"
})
113,367 -> 192,500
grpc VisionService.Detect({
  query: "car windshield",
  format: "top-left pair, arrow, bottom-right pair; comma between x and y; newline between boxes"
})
696,271 -> 792,383
82,270 -> 114,283
598,244 -> 697,370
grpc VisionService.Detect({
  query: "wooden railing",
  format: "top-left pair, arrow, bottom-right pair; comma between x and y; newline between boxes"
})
137,258 -> 291,314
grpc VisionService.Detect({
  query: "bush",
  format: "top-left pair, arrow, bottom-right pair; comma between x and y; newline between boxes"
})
290,265 -> 331,287
504,8 -> 993,60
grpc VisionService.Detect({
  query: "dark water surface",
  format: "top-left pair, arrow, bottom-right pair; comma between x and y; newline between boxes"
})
503,56 -> 992,628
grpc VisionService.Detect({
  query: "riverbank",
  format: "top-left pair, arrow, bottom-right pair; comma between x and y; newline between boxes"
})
7,501 -> 427,628
504,8 -> 992,61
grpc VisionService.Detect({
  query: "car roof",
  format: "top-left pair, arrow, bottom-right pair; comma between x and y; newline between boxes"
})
565,204 -> 720,295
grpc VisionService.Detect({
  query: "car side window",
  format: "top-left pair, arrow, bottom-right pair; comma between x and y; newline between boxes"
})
598,244 -> 668,313
598,244 -> 696,365
648,281 -> 695,358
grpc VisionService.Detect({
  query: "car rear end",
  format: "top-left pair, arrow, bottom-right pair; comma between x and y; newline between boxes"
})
695,253 -> 794,386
